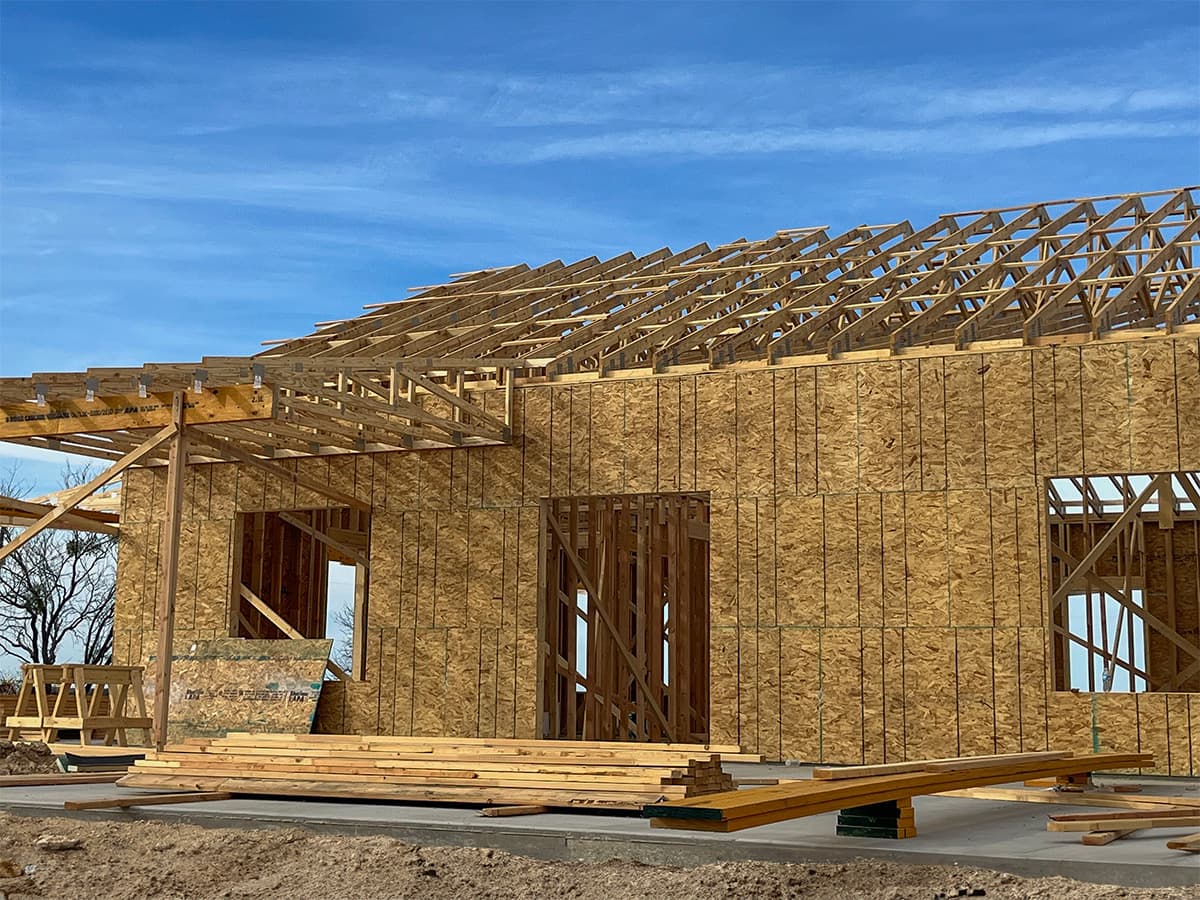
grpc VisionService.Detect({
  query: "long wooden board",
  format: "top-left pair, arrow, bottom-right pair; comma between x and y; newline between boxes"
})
63,791 -> 233,811
0,385 -> 273,438
645,752 -> 1154,832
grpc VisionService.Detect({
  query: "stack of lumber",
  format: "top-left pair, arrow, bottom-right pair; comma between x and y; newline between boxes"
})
117,733 -> 755,810
644,750 -> 1155,833
836,798 -> 915,839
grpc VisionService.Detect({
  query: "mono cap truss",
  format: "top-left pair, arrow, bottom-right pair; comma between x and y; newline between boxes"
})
0,358 -> 519,465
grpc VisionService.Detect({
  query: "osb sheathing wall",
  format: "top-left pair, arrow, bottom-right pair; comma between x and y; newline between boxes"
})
113,337 -> 1200,773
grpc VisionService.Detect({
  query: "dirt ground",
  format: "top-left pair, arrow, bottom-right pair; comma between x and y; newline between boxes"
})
0,744 -> 58,777
0,813 -> 1194,900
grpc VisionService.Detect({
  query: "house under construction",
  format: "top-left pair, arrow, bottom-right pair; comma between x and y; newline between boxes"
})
1,186 -> 1198,774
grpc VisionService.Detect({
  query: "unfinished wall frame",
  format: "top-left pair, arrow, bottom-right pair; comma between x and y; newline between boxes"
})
538,493 -> 711,744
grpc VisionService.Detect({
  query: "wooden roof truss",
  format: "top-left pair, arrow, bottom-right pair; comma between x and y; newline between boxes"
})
251,186 -> 1199,378
1,187 -> 1195,471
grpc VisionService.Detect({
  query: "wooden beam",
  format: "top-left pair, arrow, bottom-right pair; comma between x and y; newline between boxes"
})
188,428 -> 371,512
352,562 -> 368,680
0,422 -> 177,564
0,384 -> 272,439
238,583 -> 349,681
152,393 -> 187,750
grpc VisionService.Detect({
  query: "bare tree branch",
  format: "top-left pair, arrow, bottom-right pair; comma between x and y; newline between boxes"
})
0,463 -> 117,666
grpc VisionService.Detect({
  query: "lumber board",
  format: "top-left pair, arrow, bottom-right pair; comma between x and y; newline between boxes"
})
1049,815 -> 1200,832
115,734 -> 737,811
63,791 -> 233,811
479,805 -> 549,817
1048,806 -> 1200,823
117,773 -> 685,809
813,751 -> 1072,780
1165,832 -> 1200,851
937,787 -> 1200,810
1081,829 -> 1138,846
0,773 -> 122,787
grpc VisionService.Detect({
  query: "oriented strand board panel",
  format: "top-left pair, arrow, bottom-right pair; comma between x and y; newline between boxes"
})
736,371 -> 775,498
1081,343 -> 1132,472
780,627 -> 821,761
816,364 -> 858,492
943,354 -> 986,489
775,496 -> 825,626
983,351 -> 1035,488
1177,339 -> 1200,469
695,373 -> 735,497
160,638 -> 329,742
857,360 -> 903,492
1128,340 -> 1180,471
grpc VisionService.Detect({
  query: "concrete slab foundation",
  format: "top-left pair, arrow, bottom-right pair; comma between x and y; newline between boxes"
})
3,765 -> 1198,889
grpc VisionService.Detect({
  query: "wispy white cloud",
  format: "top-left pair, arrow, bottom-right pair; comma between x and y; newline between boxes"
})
518,118 -> 1200,162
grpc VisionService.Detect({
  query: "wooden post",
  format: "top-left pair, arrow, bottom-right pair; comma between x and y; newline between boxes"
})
352,562 -> 368,680
152,392 -> 187,750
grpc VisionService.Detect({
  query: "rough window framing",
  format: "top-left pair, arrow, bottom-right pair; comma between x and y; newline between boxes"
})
230,506 -> 371,682
1048,472 -> 1200,693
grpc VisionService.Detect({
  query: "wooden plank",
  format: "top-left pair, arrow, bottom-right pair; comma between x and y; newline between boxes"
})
937,787 -> 1200,810
645,752 -> 1154,831
1166,832 -> 1200,851
63,791 -> 233,811
0,773 -> 122,787
1048,814 -> 1200,832
1081,829 -> 1138,845
813,751 -> 1072,780
1049,806 -> 1200,823
0,385 -> 272,438
479,805 -> 549,817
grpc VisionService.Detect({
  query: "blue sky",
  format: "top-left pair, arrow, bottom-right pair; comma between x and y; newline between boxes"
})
1,0 -> 1199,491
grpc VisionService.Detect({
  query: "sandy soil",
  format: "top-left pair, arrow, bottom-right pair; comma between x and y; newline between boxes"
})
0,744 -> 58,777
0,812 -> 1193,900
